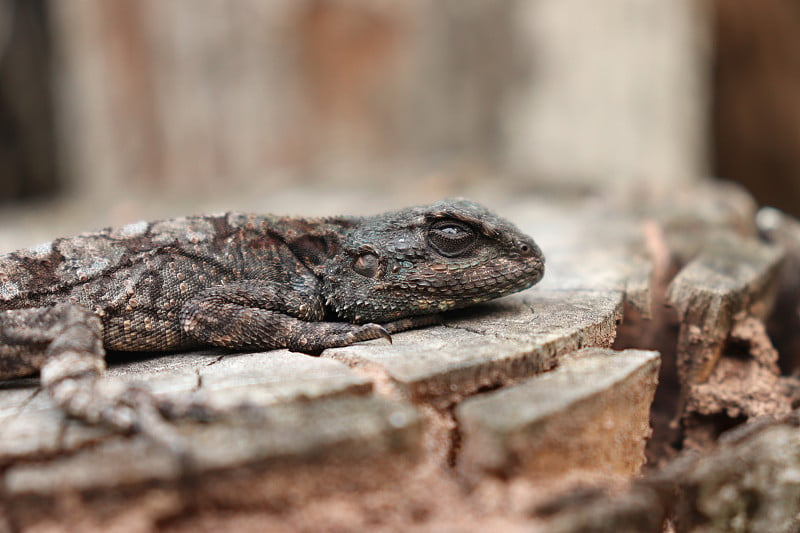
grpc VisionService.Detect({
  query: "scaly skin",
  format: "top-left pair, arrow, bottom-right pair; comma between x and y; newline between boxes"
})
0,199 -> 544,433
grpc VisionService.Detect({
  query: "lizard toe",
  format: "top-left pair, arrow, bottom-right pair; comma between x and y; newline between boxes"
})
351,323 -> 392,344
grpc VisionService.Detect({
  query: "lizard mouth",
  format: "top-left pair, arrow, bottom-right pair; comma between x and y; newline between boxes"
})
332,255 -> 544,324
399,252 -> 545,312
475,254 -> 544,299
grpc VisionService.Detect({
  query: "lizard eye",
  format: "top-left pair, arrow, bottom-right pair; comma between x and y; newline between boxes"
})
353,251 -> 382,278
428,220 -> 477,257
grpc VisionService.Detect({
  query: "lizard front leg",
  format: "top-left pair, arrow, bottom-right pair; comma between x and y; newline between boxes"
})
1,303 -> 169,435
179,281 -> 430,353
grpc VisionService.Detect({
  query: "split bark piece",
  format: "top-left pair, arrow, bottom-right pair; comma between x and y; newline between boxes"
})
667,233 -> 782,386
456,348 -> 660,481
665,233 -> 787,446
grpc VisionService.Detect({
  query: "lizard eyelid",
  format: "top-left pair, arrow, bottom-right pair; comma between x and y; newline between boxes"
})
427,220 -> 478,257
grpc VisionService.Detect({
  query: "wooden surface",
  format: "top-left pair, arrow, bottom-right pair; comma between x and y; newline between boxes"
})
2,183 -> 799,532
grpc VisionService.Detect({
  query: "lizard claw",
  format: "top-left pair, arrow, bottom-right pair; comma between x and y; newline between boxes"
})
375,325 -> 392,344
351,323 -> 392,344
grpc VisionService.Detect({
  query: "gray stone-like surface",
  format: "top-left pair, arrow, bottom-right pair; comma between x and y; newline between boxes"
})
456,348 -> 660,478
325,290 -> 623,406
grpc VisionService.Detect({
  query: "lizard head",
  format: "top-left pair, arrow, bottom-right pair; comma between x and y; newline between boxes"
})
322,199 -> 545,323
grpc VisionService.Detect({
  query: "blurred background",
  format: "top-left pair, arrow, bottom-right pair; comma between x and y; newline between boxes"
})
0,0 -> 798,237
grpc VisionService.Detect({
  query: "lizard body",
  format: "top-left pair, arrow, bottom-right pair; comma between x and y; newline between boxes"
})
0,199 -> 544,431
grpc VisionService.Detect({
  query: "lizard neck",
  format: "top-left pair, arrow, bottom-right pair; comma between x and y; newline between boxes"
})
270,216 -> 360,276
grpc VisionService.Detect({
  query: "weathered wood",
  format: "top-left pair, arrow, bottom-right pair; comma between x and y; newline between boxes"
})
666,233 -> 783,384
539,486 -> 665,533
664,230 -> 789,449
675,415 -> 800,533
523,413 -> 800,533
757,206 -> 800,372
325,291 -> 623,408
0,351 -> 373,465
456,348 -> 660,480
4,183 -> 798,531
0,192 -> 655,530
4,396 -> 422,526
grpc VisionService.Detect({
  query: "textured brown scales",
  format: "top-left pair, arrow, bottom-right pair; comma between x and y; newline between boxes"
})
0,200 -> 544,434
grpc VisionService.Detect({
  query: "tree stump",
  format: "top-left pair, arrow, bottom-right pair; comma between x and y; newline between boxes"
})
2,182 -> 799,532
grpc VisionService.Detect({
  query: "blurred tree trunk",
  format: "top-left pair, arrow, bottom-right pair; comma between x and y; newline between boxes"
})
0,0 -> 59,201
50,0 -> 708,199
713,0 -> 800,218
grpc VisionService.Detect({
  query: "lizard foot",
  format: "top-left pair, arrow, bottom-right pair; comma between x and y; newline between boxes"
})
47,375 -> 190,458
290,315 -> 444,354
346,323 -> 392,344
339,314 -> 443,346
381,314 -> 443,334
287,322 -> 392,354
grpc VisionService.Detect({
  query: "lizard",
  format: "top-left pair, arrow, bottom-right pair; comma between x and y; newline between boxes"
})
0,199 -> 544,436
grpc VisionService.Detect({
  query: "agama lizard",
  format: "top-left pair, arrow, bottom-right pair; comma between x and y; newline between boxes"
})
0,199 -> 544,434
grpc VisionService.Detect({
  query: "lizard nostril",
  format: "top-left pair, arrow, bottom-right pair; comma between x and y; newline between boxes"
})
517,240 -> 536,256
